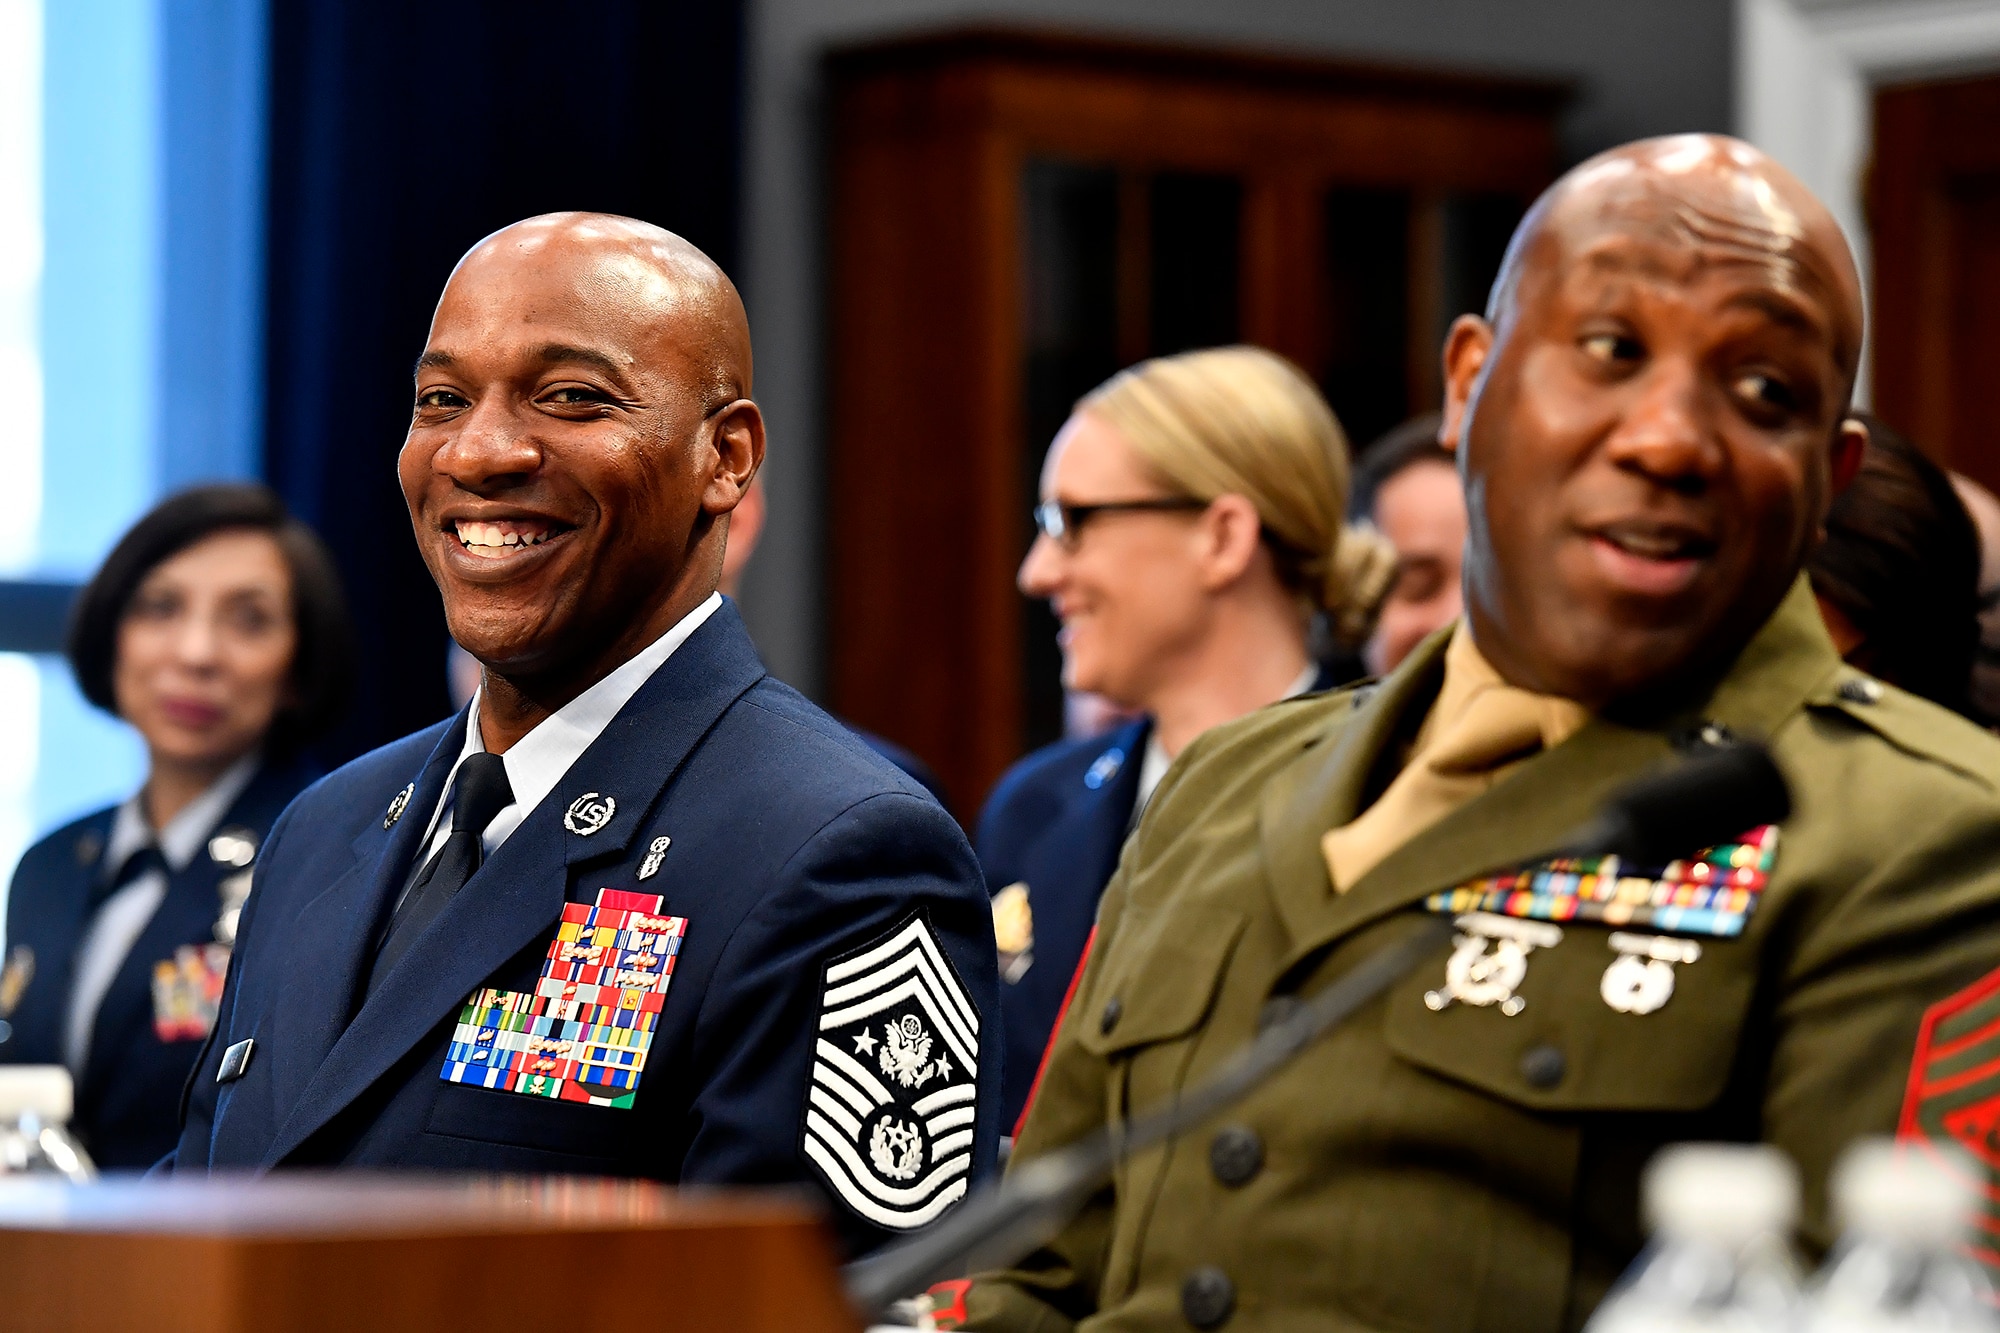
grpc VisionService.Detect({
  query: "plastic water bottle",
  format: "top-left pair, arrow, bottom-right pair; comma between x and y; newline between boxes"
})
0,1065 -> 95,1181
1802,1138 -> 1994,1333
1586,1143 -> 1803,1333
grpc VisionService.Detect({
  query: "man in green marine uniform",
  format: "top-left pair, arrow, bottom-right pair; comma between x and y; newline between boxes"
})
946,134 -> 2000,1332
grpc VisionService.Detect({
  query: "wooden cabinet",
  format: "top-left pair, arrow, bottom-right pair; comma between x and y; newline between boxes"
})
824,28 -> 1564,813
1872,71 -> 2000,487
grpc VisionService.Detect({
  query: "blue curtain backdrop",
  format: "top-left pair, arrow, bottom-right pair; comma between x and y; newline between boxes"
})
262,0 -> 745,761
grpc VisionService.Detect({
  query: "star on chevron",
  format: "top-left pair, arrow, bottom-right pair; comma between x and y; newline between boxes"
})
935,1053 -> 951,1080
853,1029 -> 878,1056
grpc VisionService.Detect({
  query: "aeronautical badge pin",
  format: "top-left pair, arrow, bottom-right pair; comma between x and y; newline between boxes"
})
1425,912 -> 1563,1017
638,835 -> 671,880
207,826 -> 258,868
384,783 -> 414,829
804,913 -> 980,1230
564,792 -> 616,836
1600,932 -> 1702,1015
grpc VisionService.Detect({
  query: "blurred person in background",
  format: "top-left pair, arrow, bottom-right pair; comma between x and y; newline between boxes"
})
716,476 -> 952,807
0,484 -> 353,1168
1349,412 -> 1468,676
1949,471 -> 2000,725
1807,413 -> 1983,719
979,345 -> 1393,1130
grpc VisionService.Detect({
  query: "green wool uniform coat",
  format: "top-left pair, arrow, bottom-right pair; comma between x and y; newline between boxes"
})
963,580 -> 2000,1333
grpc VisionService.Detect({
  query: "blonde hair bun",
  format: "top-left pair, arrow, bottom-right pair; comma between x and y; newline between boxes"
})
1080,345 -> 1388,642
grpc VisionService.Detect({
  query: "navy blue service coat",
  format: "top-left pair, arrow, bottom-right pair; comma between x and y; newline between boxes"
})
1,759 -> 318,1169
171,604 -> 999,1256
978,665 -> 1348,1129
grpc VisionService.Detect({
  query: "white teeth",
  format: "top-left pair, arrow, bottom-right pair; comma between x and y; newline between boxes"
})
455,519 -> 554,555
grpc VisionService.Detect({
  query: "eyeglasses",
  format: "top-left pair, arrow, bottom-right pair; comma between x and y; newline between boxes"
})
1032,497 -> 1208,549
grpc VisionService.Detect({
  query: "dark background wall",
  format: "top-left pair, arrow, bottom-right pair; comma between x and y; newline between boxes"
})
262,0 -> 745,762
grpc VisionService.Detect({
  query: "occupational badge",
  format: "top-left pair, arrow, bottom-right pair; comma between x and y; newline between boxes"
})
804,913 -> 980,1230
1599,931 -> 1701,1015
1424,912 -> 1562,1016
638,835 -> 671,881
152,943 -> 229,1041
991,882 -> 1033,984
384,783 -> 414,829
442,888 -> 687,1108
564,792 -> 616,836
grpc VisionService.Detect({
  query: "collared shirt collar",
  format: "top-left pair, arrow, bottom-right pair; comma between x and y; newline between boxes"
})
1133,659 -> 1321,819
417,592 -> 723,859
101,751 -> 262,878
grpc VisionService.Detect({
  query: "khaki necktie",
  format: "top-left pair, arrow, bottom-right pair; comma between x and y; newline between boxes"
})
1321,629 -> 1588,892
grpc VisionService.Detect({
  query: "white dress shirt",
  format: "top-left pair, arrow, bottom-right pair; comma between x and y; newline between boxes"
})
63,752 -> 260,1075
408,592 -> 723,875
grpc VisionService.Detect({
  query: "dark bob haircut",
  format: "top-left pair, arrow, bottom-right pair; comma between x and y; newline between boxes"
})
1807,414 -> 1982,720
66,483 -> 356,755
1348,412 -> 1453,524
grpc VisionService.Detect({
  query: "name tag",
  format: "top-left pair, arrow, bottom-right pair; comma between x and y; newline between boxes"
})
440,889 -> 688,1109
1426,825 -> 1779,938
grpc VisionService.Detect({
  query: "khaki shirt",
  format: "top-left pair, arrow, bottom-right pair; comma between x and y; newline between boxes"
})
963,579 -> 2000,1333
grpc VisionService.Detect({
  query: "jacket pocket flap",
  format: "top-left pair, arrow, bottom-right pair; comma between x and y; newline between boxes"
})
1076,910 -> 1247,1058
1384,921 -> 1757,1112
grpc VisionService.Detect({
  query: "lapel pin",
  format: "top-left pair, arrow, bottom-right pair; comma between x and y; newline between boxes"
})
564,792 -> 616,836
638,835 -> 671,880
384,783 -> 415,829
208,826 -> 258,868
1083,748 -> 1125,790
73,830 -> 102,868
216,1037 -> 256,1084
0,945 -> 33,1018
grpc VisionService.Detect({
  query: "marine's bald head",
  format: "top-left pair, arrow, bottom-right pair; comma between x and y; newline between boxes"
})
1489,135 -> 1864,388
400,212 -> 765,730
1442,133 -> 1870,711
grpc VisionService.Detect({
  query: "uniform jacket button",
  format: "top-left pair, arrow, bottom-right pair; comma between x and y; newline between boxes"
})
1840,677 -> 1884,704
1209,1125 -> 1264,1187
1181,1265 -> 1236,1328
1100,997 -> 1123,1034
1520,1043 -> 1566,1089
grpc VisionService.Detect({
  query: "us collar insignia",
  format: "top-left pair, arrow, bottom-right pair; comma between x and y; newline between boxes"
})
207,826 -> 257,868
637,836 -> 671,881
564,792 -> 616,836
1426,824 -> 1779,939
1083,748 -> 1125,791
384,784 -> 415,829
442,887 -> 688,1109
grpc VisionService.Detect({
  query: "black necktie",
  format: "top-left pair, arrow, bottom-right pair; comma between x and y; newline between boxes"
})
366,752 -> 513,999
91,845 -> 166,911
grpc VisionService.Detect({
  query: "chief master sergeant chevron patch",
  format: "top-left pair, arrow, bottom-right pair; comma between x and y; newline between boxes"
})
803,913 -> 981,1230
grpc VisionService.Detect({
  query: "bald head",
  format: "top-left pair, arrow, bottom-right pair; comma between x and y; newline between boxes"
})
401,211 -> 766,729
1441,133 -> 1870,711
443,211 -> 753,409
1490,135 -> 1864,386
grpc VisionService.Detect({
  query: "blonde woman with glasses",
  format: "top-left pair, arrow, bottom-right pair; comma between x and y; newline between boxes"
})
979,345 -> 1392,1133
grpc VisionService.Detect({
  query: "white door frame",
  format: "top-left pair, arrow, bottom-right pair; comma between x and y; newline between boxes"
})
1739,0 -> 2000,392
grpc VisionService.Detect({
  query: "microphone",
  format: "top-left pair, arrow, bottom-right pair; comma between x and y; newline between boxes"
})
844,739 -> 1792,1322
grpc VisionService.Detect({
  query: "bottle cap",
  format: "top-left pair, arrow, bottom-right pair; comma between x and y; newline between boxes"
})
0,1065 -> 73,1122
1832,1138 -> 1979,1246
1645,1143 -> 1799,1242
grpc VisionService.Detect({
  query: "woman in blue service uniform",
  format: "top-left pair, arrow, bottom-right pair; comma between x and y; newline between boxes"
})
0,485 -> 354,1169
978,346 -> 1393,1130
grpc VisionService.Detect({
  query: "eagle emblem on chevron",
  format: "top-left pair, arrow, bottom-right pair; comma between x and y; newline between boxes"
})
804,915 -> 980,1230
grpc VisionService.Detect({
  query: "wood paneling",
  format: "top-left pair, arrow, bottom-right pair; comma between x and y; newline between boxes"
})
825,28 -> 1563,815
1872,72 -> 2000,489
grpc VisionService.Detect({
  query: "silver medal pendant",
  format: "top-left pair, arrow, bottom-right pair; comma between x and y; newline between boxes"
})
1600,932 -> 1702,1014
1425,912 -> 1563,1017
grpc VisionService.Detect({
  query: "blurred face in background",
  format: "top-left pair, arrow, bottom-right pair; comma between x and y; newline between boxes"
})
1018,411 -> 1211,710
1365,457 -> 1467,675
114,529 -> 298,776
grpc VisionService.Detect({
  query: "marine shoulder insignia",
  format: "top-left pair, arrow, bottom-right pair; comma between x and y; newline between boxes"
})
803,913 -> 980,1230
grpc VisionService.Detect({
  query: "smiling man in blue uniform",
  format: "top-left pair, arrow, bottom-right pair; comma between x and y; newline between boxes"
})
169,213 -> 998,1254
